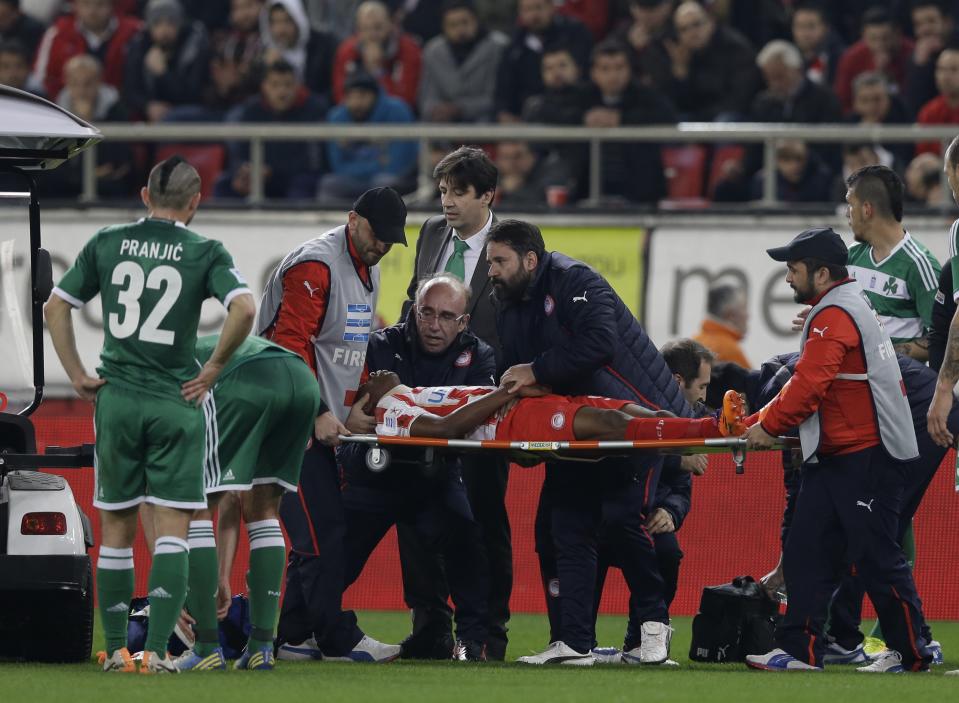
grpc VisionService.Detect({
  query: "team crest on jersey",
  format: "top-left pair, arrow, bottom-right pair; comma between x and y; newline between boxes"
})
343,303 -> 373,342
936,290 -> 946,305
550,412 -> 565,430
455,350 -> 472,367
544,295 -> 555,315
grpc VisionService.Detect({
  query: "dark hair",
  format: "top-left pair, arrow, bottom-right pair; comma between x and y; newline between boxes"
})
542,45 -> 575,60
591,38 -> 631,66
441,0 -> 476,16
798,257 -> 848,281
945,134 -> 959,171
910,0 -> 950,17
433,145 -> 498,197
264,58 -> 296,77
660,338 -> 715,386
0,39 -> 29,61
792,1 -> 827,20
845,164 -> 904,222
487,219 -> 546,260
0,0 -> 20,8
706,283 -> 744,317
861,6 -> 892,28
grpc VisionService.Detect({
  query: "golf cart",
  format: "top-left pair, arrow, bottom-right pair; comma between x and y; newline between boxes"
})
0,85 -> 101,662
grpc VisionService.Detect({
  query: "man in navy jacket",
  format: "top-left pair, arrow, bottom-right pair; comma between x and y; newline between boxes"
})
490,219 -> 690,666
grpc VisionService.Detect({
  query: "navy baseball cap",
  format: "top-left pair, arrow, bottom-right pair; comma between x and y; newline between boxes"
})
352,187 -> 408,246
767,227 -> 848,265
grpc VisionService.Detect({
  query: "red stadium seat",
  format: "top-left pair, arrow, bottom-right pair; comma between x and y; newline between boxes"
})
661,145 -> 707,200
155,144 -> 226,200
707,145 -> 746,199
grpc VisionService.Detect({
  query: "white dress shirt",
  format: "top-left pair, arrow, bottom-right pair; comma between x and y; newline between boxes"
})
439,210 -> 493,284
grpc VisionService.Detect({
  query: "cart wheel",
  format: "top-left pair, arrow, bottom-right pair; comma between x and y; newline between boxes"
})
365,446 -> 391,473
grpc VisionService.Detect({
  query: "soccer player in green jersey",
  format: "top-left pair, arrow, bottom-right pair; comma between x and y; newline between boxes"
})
834,164 -> 940,659
845,165 -> 941,362
168,334 -> 319,671
44,157 -> 256,673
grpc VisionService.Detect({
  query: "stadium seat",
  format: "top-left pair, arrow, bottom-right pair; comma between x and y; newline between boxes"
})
707,145 -> 746,199
155,144 -> 226,200
661,145 -> 707,200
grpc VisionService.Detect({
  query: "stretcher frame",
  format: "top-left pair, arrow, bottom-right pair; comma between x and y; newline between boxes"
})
338,435 -> 799,474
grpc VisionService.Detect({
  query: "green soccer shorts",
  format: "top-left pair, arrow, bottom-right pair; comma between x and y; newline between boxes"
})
203,355 -> 320,495
93,383 -> 207,510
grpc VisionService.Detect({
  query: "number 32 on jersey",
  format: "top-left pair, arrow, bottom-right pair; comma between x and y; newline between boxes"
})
108,261 -> 182,345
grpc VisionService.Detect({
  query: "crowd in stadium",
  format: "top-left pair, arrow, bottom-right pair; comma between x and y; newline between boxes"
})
4,0 -> 959,205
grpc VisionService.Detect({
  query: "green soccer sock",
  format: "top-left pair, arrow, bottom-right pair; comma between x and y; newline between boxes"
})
144,536 -> 190,655
868,522 -> 916,641
97,546 -> 135,654
245,519 -> 286,650
186,520 -> 220,656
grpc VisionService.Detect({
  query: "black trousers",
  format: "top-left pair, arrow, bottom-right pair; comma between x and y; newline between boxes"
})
397,456 -> 512,658
276,443 -> 364,655
535,461 -> 668,653
777,446 -> 931,669
343,482 -> 490,644
826,433 -> 943,649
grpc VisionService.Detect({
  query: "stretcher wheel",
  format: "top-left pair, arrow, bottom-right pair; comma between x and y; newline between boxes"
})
365,446 -> 391,473
732,446 -> 746,475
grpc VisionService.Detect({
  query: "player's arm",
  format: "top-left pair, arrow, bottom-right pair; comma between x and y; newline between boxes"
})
44,294 -> 105,401
408,386 -> 514,439
928,301 -> 959,446
900,258 -> 941,362
182,292 -> 256,403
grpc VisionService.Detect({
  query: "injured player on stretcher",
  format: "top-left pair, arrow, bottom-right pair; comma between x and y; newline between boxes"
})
356,371 -> 746,443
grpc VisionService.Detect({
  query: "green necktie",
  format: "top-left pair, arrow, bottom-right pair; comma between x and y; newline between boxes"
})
444,237 -> 469,281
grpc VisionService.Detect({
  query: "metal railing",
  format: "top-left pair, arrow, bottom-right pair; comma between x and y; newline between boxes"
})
84,122 -> 959,206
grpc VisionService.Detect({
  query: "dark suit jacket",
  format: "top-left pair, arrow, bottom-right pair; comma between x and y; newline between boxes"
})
402,213 -> 501,365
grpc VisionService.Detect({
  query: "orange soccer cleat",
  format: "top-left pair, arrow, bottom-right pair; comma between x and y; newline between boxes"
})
719,390 -> 747,437
97,647 -> 136,673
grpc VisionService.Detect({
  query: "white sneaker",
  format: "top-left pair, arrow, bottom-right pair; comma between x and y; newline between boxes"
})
745,648 -> 823,672
277,637 -> 323,661
516,641 -> 594,666
323,635 -> 401,663
591,646 -> 623,664
138,650 -> 179,674
823,641 -> 870,665
856,650 -> 906,673
622,621 -> 673,665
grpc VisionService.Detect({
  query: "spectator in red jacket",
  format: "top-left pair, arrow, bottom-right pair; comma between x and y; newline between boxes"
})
833,6 -> 914,114
916,47 -> 959,156
32,0 -> 141,99
332,0 -> 422,107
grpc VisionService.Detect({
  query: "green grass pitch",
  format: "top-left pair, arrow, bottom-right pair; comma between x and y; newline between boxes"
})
2,612 -> 958,703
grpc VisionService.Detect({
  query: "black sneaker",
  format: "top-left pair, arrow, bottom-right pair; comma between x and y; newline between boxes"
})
399,629 -> 454,660
452,640 -> 488,662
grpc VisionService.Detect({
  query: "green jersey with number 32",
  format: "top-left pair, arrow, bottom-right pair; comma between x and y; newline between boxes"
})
53,217 -> 250,401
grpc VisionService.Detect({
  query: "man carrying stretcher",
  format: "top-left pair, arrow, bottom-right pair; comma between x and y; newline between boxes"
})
358,371 -> 747,444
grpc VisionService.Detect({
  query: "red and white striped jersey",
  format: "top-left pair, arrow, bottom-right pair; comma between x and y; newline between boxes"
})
375,384 -> 499,440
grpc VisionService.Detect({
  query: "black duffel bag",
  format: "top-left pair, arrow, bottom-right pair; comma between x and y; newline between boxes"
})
689,575 -> 780,663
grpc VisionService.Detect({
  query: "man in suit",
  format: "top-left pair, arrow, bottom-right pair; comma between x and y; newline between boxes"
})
398,145 -> 512,660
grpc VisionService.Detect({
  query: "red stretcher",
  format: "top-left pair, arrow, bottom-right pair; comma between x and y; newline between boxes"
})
338,435 -> 799,474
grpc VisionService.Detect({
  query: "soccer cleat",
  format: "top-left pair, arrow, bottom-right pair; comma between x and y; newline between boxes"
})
823,641 -> 870,665
929,640 -> 943,665
276,637 -> 323,661
452,639 -> 487,662
856,649 -> 907,673
862,636 -> 887,658
516,641 -> 595,666
591,646 -> 623,665
97,647 -> 136,673
622,621 -> 673,665
323,635 -> 401,663
172,647 -> 227,671
235,645 -> 276,670
719,390 -> 747,436
745,648 -> 823,672
139,650 -> 179,674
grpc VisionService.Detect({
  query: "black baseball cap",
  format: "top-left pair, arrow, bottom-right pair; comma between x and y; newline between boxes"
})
352,187 -> 408,246
767,227 -> 848,265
